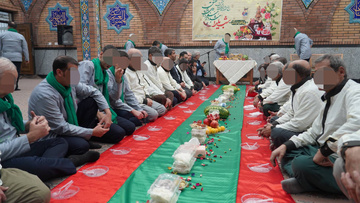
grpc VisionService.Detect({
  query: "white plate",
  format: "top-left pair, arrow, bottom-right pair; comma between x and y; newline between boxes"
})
241,142 -> 260,150
241,193 -> 274,203
186,102 -> 195,105
246,133 -> 262,140
247,120 -> 263,125
147,126 -> 162,131
133,134 -> 150,141
183,110 -> 194,113
164,116 -> 177,120
245,112 -> 263,118
110,147 -> 131,155
199,96 -> 208,101
51,184 -> 79,200
178,105 -> 188,109
247,163 -> 272,173
80,165 -> 109,177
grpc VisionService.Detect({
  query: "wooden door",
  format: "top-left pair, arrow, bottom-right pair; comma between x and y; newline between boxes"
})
17,23 -> 34,75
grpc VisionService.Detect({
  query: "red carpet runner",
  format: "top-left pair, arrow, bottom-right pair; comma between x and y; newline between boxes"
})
236,86 -> 294,203
50,85 -> 219,203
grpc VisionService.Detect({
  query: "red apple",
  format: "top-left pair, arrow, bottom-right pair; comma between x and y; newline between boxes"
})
203,118 -> 210,126
210,120 -> 219,128
197,120 -> 202,125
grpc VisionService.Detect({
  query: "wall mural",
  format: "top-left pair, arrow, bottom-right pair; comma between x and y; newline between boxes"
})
193,0 -> 282,41
21,0 -> 33,11
80,0 -> 91,60
46,3 -> 73,31
150,0 -> 171,15
104,0 -> 133,34
345,0 -> 360,24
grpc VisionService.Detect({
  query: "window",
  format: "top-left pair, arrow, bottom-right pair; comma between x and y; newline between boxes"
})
0,11 -> 12,33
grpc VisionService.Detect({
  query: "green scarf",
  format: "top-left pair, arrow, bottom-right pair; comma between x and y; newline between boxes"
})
92,58 -> 118,124
46,72 -> 78,126
109,66 -> 125,103
159,43 -> 162,49
222,38 -> 229,54
124,40 -> 136,49
294,31 -> 301,50
8,28 -> 18,33
0,94 -> 25,134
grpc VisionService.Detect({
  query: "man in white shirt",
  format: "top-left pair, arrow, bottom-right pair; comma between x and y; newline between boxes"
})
143,46 -> 176,108
125,48 -> 166,121
270,54 -> 360,195
264,60 -> 324,148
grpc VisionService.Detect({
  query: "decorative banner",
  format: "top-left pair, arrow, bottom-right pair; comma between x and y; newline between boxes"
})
150,0 -> 171,15
46,3 -> 73,31
104,0 -> 133,34
80,0 -> 91,60
193,0 -> 282,41
301,0 -> 314,9
21,0 -> 33,11
345,0 -> 360,24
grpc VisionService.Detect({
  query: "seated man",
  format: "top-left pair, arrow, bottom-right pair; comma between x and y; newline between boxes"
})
0,57 -> 96,181
158,56 -> 187,103
125,48 -> 166,121
29,56 -> 110,156
270,54 -> 360,195
177,59 -> 197,95
255,61 -> 290,116
167,49 -> 192,99
143,46 -> 176,108
0,159 -> 50,203
187,59 -> 205,91
259,60 -> 323,148
193,51 -> 209,86
333,130 -> 360,202
107,50 -> 149,126
78,45 -> 137,133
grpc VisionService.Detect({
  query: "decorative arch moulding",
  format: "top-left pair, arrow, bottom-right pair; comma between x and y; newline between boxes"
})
103,0 -> 134,34
45,2 -> 73,31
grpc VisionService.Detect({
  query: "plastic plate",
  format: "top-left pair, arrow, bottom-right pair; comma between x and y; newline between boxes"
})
147,126 -> 162,131
178,105 -> 188,109
246,133 -> 262,140
164,116 -> 177,120
244,105 -> 256,110
183,110 -> 194,113
241,142 -> 260,150
241,193 -> 274,203
80,165 -> 109,177
245,112 -> 263,118
110,147 -> 131,155
199,96 -> 208,101
247,120 -> 263,126
186,102 -> 195,105
247,163 -> 272,173
51,185 -> 79,200
133,134 -> 150,141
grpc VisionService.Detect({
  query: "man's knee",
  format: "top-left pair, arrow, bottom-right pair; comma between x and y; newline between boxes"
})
30,183 -> 51,203
147,109 -> 159,122
292,155 -> 314,177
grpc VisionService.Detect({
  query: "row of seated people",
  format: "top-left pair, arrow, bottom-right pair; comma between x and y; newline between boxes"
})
250,53 -> 360,202
0,45 -> 210,202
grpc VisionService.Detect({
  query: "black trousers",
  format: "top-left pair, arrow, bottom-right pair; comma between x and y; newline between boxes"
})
12,61 -> 22,89
77,97 -> 127,143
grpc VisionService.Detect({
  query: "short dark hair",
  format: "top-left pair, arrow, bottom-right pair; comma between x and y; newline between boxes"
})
292,63 -> 311,78
276,57 -> 288,65
8,21 -> 16,29
148,46 -> 162,56
102,45 -> 117,53
179,58 -> 188,65
225,33 -> 231,37
189,59 -> 197,65
53,56 -> 79,75
179,51 -> 188,58
119,50 -> 129,59
152,41 -> 160,46
164,48 -> 175,57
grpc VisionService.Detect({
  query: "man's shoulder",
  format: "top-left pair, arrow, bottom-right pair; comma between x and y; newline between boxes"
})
31,79 -> 59,99
79,60 -> 94,68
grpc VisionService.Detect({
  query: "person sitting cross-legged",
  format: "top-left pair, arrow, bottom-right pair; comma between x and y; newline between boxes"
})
1,57 -> 97,182
187,59 -> 204,91
28,56 -> 110,157
78,45 -> 136,136
168,50 -> 192,99
270,54 -> 360,195
125,48 -> 166,121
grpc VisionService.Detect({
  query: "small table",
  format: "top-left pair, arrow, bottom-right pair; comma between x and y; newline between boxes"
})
214,60 -> 257,85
